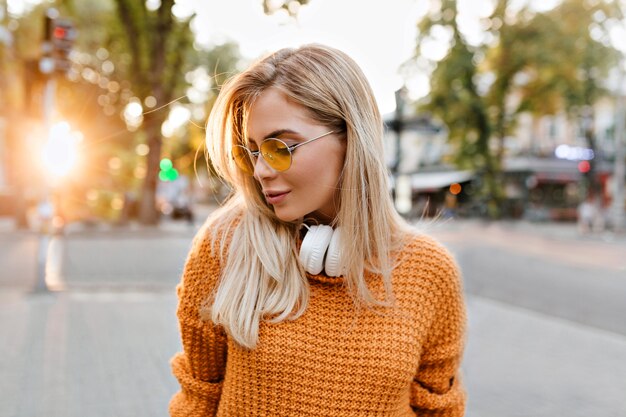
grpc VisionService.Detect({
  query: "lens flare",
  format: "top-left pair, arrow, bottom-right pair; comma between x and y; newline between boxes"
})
41,122 -> 81,178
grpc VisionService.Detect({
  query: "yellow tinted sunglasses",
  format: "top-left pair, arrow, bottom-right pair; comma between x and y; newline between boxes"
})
233,130 -> 335,175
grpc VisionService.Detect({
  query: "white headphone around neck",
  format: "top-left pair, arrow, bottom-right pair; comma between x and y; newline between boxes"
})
299,225 -> 343,277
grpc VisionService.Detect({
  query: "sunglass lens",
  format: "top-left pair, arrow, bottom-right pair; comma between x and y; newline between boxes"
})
261,139 -> 291,171
232,146 -> 254,174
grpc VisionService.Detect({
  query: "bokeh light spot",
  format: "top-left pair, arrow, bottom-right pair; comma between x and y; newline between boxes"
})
450,183 -> 462,195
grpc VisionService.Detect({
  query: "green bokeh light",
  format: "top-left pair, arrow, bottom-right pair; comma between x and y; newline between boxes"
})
160,158 -> 173,171
159,158 -> 179,182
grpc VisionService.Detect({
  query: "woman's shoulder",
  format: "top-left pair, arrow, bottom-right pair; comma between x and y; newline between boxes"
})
400,228 -> 455,261
395,228 -> 462,288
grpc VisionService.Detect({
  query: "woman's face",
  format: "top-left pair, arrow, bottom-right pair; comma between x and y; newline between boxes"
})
245,87 -> 346,223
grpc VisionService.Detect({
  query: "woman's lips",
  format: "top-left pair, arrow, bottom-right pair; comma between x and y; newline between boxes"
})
265,191 -> 290,205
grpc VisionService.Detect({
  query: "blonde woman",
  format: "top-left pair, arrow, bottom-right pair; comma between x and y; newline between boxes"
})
169,44 -> 467,416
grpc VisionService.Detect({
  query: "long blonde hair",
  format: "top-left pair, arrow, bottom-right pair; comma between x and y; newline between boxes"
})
203,44 -> 410,349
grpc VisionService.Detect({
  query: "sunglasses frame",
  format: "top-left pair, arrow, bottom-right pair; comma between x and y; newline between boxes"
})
234,130 -> 335,174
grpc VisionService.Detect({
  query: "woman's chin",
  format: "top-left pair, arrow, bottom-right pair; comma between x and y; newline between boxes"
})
273,208 -> 301,223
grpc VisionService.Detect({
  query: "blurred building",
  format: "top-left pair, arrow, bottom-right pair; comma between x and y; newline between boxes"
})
383,114 -> 475,219
506,95 -> 617,221
384,94 -> 622,221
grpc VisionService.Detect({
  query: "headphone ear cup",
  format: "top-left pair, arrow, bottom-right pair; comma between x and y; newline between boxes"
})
324,228 -> 343,277
299,225 -> 333,275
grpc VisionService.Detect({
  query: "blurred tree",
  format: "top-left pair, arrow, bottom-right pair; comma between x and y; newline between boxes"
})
416,0 -> 503,218
484,1 -> 538,165
57,0 -> 242,224
103,0 -> 191,224
415,0 -> 623,218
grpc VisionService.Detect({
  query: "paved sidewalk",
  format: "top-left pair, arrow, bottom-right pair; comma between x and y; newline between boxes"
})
1,290 -> 625,417
463,297 -> 626,417
0,290 -> 180,417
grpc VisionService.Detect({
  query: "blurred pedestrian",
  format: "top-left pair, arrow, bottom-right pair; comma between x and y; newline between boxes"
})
169,44 -> 467,416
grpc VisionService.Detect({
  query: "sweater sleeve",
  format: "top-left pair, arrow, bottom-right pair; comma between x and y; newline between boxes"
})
169,224 -> 228,417
410,239 -> 467,416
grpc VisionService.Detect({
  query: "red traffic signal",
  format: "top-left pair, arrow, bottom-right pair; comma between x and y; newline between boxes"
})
53,26 -> 68,39
50,19 -> 76,73
51,19 -> 76,45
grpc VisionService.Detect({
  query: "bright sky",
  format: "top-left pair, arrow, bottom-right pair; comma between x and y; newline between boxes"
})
190,0 -> 426,114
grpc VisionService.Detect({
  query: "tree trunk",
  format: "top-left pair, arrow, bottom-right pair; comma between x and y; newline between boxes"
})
138,111 -> 163,225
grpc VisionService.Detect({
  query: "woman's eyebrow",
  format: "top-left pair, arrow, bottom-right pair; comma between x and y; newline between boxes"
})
264,129 -> 299,140
249,129 -> 300,144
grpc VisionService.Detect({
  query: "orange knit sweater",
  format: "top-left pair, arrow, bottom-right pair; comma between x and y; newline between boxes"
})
169,220 -> 467,417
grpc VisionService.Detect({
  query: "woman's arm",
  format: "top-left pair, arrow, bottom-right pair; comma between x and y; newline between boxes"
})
169,225 -> 228,417
410,240 -> 467,416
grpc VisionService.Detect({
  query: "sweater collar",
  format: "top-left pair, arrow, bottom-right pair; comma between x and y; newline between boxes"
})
306,272 -> 344,285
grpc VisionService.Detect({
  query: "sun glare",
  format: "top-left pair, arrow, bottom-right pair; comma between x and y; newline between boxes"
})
41,121 -> 81,179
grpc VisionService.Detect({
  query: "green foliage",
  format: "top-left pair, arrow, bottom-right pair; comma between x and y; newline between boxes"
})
514,0 -> 620,116
415,0 -> 623,218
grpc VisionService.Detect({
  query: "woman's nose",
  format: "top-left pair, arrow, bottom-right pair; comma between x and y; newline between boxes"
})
253,153 -> 277,181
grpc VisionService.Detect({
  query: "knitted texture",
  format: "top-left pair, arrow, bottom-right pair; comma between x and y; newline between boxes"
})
170,220 -> 467,417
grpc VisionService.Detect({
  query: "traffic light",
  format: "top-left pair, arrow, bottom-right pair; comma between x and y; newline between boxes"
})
50,18 -> 76,73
